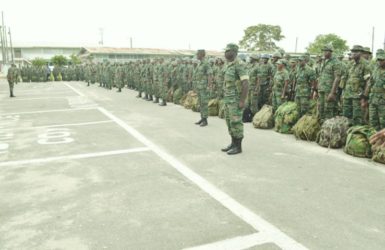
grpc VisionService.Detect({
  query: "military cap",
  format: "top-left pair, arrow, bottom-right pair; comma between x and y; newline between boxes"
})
298,56 -> 306,61
351,45 -> 364,52
363,47 -> 372,54
250,53 -> 259,60
272,51 -> 282,58
276,59 -> 287,66
322,44 -> 334,52
376,49 -> 384,55
376,52 -> 385,60
289,58 -> 298,63
225,43 -> 239,53
197,49 -> 205,53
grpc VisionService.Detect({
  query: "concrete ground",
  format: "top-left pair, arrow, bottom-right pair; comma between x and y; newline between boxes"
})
0,80 -> 384,250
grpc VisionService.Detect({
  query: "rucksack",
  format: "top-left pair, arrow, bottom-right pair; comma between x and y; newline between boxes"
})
183,91 -> 197,109
274,102 -> 300,134
316,116 -> 350,148
372,143 -> 385,164
172,88 -> 182,104
208,99 -> 219,116
252,105 -> 274,129
344,125 -> 376,158
292,115 -> 321,141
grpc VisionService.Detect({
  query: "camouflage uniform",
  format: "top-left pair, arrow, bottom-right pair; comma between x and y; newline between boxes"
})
295,57 -> 317,117
193,53 -> 213,121
318,45 -> 342,120
272,60 -> 289,112
7,64 -> 18,97
368,53 -> 385,130
247,54 -> 260,115
342,45 -> 371,125
257,55 -> 273,109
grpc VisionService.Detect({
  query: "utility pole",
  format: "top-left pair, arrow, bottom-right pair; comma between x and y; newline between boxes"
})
371,26 -> 375,54
383,32 -> 385,50
0,25 -> 4,65
2,11 -> 8,64
130,37 -> 133,48
99,28 -> 104,46
8,27 -> 14,63
295,37 -> 298,53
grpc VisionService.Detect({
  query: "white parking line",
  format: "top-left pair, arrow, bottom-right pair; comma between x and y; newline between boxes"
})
0,120 -> 114,131
64,82 -> 85,96
0,147 -> 150,168
6,96 -> 79,101
98,106 -> 308,250
0,107 -> 97,116
183,233 -> 270,250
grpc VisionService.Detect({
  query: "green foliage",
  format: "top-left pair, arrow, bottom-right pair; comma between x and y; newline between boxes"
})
51,55 -> 68,66
31,57 -> 47,67
239,24 -> 284,51
70,54 -> 82,65
306,34 -> 349,55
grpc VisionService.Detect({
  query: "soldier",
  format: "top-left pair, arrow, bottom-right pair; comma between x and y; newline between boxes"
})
271,59 -> 289,112
364,52 -> 385,130
7,64 -> 18,97
247,53 -> 260,115
295,56 -> 317,117
257,54 -> 273,109
342,45 -> 371,125
288,58 -> 297,101
317,44 -> 342,121
220,43 -> 249,155
193,50 -> 213,127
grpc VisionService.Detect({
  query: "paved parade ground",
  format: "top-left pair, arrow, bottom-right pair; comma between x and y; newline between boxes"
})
1,80 -> 385,250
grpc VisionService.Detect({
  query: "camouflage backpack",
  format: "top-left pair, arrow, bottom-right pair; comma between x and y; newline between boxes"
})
183,91 -> 197,109
252,105 -> 274,129
292,115 -> 321,141
274,102 -> 300,134
191,96 -> 200,112
208,99 -> 219,116
173,88 -> 183,104
371,143 -> 385,164
316,116 -> 350,148
344,125 -> 376,158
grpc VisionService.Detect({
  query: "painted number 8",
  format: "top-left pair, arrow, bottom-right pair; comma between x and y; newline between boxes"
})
38,128 -> 74,145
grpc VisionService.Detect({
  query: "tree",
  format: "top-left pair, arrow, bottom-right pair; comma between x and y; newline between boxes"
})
306,34 -> 349,55
239,24 -> 285,51
31,57 -> 47,67
70,54 -> 82,65
51,55 -> 68,66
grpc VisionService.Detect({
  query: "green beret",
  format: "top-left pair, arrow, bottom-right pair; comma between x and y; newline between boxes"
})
272,51 -> 282,58
225,43 -> 239,53
197,49 -> 205,53
351,45 -> 364,52
277,59 -> 287,66
377,52 -> 385,60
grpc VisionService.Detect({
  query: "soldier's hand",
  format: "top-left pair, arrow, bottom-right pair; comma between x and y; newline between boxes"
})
327,93 -> 336,102
239,100 -> 245,109
360,99 -> 368,109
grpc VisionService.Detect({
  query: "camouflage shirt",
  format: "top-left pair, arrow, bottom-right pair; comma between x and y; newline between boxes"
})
295,65 -> 316,97
272,69 -> 289,94
343,58 -> 371,98
318,57 -> 342,93
193,59 -> 213,90
369,67 -> 385,102
223,59 -> 249,102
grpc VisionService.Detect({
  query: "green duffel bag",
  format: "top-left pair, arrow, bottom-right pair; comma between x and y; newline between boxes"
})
173,88 -> 183,104
344,125 -> 377,158
274,101 -> 299,134
372,143 -> 385,164
292,114 -> 321,141
208,99 -> 219,116
252,105 -> 274,129
316,116 -> 350,148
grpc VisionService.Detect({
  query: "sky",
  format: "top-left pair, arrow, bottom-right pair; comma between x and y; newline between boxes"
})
1,0 -> 385,53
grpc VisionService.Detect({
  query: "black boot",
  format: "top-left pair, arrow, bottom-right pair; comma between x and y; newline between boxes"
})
195,119 -> 203,125
117,88 -> 122,92
221,137 -> 234,152
153,97 -> 159,103
136,92 -> 142,98
147,95 -> 153,101
200,118 -> 208,127
143,94 -> 149,100
10,90 -> 15,98
159,100 -> 167,106
227,138 -> 243,155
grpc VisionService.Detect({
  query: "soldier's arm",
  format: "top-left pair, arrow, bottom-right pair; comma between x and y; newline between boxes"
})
328,62 -> 342,101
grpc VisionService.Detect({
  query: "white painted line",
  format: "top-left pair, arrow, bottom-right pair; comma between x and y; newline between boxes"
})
34,120 -> 114,129
0,107 -> 97,116
64,82 -> 85,96
0,147 -> 150,167
98,107 -> 307,250
184,233 -> 270,250
6,96 -> 79,101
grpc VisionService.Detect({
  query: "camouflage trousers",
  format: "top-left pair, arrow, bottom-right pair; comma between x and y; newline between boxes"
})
8,81 -> 14,90
258,84 -> 271,109
247,84 -> 259,115
197,88 -> 209,119
295,96 -> 310,117
318,92 -> 338,120
369,99 -> 385,130
271,91 -> 284,113
342,97 -> 363,125
224,99 -> 244,139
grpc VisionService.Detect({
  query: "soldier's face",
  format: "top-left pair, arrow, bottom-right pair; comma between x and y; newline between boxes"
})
352,51 -> 360,60
225,51 -> 236,61
324,51 -> 331,59
378,59 -> 385,68
263,58 -> 268,64
197,52 -> 205,60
